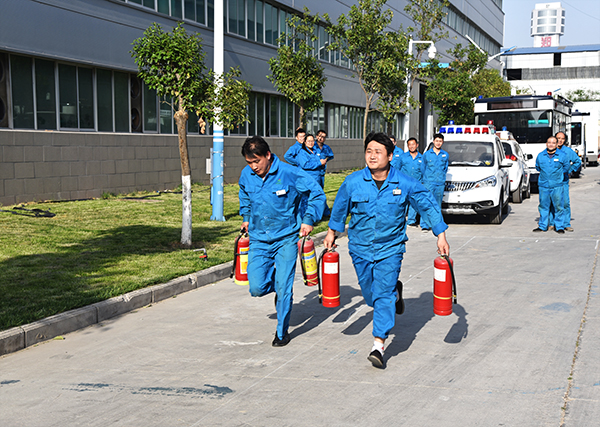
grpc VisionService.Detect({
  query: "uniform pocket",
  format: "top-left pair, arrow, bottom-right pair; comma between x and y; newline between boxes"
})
350,193 -> 370,215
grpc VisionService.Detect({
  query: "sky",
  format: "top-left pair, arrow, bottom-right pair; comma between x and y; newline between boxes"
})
502,0 -> 600,48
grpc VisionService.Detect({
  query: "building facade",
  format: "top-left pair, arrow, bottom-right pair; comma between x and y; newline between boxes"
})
0,0 -> 504,205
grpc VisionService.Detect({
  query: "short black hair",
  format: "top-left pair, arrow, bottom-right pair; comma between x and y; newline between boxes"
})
317,129 -> 327,136
295,128 -> 306,137
433,133 -> 444,141
555,131 -> 568,142
364,132 -> 394,156
407,137 -> 418,144
242,136 -> 270,158
388,134 -> 396,142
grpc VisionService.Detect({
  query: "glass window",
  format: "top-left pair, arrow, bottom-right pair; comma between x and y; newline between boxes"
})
228,0 -> 237,34
59,64 -> 78,128
143,82 -> 157,132
208,0 -> 214,28
78,68 -> 94,129
287,100 -> 294,137
143,0 -> 154,8
256,93 -> 264,136
171,0 -> 182,18
114,72 -> 129,132
269,95 -> 277,136
129,0 -> 142,4
188,108 -> 199,134
256,0 -> 263,43
279,10 -> 286,43
247,0 -> 255,41
271,5 -> 278,44
279,96 -> 286,137
248,93 -> 256,135
265,3 -> 273,45
160,96 -> 172,133
158,0 -> 169,14
97,69 -> 113,132
10,55 -> 34,129
185,0 -> 195,20
238,0 -> 245,37
35,59 -> 56,130
196,0 -> 205,25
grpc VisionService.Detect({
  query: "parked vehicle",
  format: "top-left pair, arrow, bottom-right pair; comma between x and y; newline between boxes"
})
498,129 -> 531,203
437,123 -> 511,224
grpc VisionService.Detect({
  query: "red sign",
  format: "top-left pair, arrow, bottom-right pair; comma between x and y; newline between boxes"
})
541,36 -> 552,47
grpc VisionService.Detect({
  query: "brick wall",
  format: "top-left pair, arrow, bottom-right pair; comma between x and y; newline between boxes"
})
0,130 -> 365,206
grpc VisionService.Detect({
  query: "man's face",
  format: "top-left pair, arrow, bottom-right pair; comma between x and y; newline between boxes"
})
365,141 -> 392,171
546,137 -> 558,152
316,132 -> 326,144
245,152 -> 272,178
556,132 -> 566,148
297,132 -> 306,144
407,139 -> 418,153
433,137 -> 444,150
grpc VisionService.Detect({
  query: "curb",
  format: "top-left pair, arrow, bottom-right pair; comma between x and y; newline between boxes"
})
0,227 -> 345,357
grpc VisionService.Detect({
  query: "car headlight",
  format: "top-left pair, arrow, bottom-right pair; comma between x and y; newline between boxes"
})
473,175 -> 497,188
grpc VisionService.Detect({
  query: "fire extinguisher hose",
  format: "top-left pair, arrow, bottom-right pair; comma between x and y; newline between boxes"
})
317,249 -> 327,304
230,232 -> 242,279
441,254 -> 457,304
298,235 -> 308,285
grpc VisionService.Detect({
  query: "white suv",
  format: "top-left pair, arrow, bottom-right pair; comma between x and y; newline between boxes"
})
498,130 -> 531,203
437,124 -> 511,224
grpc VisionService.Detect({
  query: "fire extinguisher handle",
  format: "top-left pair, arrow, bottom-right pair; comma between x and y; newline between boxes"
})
441,255 -> 457,304
231,233 -> 242,279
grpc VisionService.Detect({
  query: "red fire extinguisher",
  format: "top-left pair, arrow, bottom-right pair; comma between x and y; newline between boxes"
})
298,235 -> 319,287
318,247 -> 340,308
231,230 -> 249,286
433,255 -> 457,316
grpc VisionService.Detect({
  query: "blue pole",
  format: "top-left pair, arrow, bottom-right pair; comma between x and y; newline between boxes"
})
210,128 -> 225,221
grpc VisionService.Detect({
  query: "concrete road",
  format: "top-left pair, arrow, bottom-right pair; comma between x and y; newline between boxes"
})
1,166 -> 599,427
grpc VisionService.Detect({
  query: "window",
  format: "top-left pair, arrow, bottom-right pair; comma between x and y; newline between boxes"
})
59,64 -> 78,128
247,0 -> 255,40
97,69 -> 113,131
10,55 -> 34,129
35,59 -> 56,130
114,72 -> 129,132
78,68 -> 94,129
143,82 -> 157,132
159,96 -> 172,133
265,3 -> 274,45
554,53 -> 561,66
255,0 -> 263,43
228,0 -> 237,34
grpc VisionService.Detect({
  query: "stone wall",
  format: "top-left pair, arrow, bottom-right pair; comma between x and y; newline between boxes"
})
0,130 -> 365,206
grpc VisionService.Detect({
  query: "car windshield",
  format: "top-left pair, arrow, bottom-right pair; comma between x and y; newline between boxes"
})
445,141 -> 495,167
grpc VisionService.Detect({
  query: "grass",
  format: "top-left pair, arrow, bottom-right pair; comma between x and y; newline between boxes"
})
0,170 -> 352,331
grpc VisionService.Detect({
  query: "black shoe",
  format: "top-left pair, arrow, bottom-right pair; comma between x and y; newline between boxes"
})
367,349 -> 385,369
272,332 -> 290,347
555,229 -> 565,234
274,293 -> 277,308
532,227 -> 546,232
408,223 -> 418,227
395,281 -> 405,315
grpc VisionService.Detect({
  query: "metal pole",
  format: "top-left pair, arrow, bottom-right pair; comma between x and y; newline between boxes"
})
211,0 -> 225,221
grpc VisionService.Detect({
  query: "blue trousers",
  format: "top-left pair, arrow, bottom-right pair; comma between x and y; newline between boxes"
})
247,234 -> 298,340
350,252 -> 404,340
538,186 -> 565,231
420,182 -> 444,229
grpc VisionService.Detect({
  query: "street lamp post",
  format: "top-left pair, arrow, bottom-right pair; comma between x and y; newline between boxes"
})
210,0 -> 225,221
403,39 -> 436,144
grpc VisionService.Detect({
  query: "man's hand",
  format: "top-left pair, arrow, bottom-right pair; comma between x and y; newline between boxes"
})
437,232 -> 450,256
320,159 -> 327,165
323,228 -> 336,250
241,222 -> 249,233
299,223 -> 313,237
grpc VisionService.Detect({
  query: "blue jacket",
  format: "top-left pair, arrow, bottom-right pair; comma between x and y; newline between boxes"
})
239,155 -> 326,243
535,149 -> 570,189
296,147 -> 323,182
422,148 -> 449,185
559,145 -> 582,181
314,143 -> 334,176
397,151 -> 425,182
328,167 -> 448,261
284,141 -> 303,166
390,146 -> 403,170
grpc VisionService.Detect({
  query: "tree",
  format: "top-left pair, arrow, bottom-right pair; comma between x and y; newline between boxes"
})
268,8 -> 327,128
564,88 -> 600,102
472,68 -> 511,99
327,0 -> 416,139
425,44 -> 487,125
404,0 -> 449,63
131,22 -> 251,247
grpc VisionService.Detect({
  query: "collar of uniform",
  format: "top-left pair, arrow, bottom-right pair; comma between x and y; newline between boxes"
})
361,166 -> 399,184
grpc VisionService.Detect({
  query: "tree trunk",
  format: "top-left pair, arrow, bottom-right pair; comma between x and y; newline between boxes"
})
362,102 -> 370,141
174,108 -> 192,248
299,105 -> 306,130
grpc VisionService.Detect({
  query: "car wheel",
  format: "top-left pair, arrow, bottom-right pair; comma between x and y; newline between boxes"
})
489,194 -> 503,225
525,180 -> 531,199
512,181 -> 523,203
502,188 -> 509,214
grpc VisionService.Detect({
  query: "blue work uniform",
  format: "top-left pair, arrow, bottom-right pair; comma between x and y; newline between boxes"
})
239,154 -> 326,340
551,145 -> 581,228
296,147 -> 323,217
535,149 -> 570,231
390,145 -> 403,171
314,143 -> 335,216
328,166 -> 448,340
397,151 -> 425,225
420,148 -> 449,230
284,141 -> 303,166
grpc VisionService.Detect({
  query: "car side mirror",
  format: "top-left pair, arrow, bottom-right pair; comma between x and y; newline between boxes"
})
500,160 -> 512,168
527,154 -> 533,160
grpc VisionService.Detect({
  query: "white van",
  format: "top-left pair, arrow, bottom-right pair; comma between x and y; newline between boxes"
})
437,124 -> 511,224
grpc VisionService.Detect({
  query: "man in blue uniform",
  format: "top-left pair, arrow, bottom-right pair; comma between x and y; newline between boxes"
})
533,136 -> 570,234
389,135 -> 403,170
420,133 -> 449,231
283,128 -> 306,166
555,131 -> 581,232
395,137 -> 425,227
314,129 -> 334,216
239,136 -> 326,346
323,132 -> 450,369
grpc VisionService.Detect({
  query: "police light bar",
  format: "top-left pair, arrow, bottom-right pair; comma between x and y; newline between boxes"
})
440,127 -> 447,133
456,127 -> 463,133
482,127 -> 489,134
464,127 -> 472,134
473,127 -> 480,134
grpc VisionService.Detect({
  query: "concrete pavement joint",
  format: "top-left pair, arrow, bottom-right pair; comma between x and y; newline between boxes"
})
560,238 -> 599,426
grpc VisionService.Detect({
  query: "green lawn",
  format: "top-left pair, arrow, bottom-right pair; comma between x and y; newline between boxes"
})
0,170 -> 351,331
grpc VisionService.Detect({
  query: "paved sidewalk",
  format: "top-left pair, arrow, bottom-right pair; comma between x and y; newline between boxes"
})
1,167 -> 599,426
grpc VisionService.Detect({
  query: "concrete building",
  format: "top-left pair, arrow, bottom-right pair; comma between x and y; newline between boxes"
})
0,0 -> 504,206
530,2 -> 565,48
